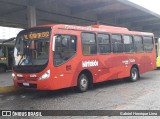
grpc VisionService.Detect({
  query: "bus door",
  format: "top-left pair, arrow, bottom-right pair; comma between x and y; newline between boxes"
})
52,29 -> 79,88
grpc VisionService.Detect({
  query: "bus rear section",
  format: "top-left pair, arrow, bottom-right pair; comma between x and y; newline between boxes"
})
12,24 -> 156,92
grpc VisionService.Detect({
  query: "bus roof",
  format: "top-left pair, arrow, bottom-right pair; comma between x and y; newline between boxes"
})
36,24 -> 154,36
92,24 -> 129,31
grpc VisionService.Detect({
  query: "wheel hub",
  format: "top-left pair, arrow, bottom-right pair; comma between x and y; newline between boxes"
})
132,70 -> 137,80
80,78 -> 88,89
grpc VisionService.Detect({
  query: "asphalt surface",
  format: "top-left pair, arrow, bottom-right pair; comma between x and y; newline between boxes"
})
1,70 -> 160,118
0,71 -> 13,87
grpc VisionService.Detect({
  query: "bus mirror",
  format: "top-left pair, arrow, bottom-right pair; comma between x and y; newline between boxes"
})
52,36 -> 56,51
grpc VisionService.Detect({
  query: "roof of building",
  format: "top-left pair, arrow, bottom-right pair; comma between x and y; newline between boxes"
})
0,0 -> 160,36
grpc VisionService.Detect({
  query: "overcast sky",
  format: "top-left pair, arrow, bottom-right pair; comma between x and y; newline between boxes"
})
0,26 -> 23,40
128,0 -> 160,14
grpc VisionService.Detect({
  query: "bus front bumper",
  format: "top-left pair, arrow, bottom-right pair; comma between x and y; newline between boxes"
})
13,78 -> 53,90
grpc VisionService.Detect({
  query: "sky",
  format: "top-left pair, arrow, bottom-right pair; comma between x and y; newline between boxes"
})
0,26 -> 23,40
1,0 -> 160,39
128,0 -> 160,15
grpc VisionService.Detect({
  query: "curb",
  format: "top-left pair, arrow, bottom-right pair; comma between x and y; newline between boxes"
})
0,86 -> 20,93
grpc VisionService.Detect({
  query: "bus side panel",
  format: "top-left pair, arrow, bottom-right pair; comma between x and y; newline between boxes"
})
44,28 -> 156,90
94,54 -> 131,83
137,51 -> 156,74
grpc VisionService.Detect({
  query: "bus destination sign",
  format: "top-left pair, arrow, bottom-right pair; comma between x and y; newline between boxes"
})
23,31 -> 50,40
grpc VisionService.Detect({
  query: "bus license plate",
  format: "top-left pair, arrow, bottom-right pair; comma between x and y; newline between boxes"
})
23,82 -> 29,86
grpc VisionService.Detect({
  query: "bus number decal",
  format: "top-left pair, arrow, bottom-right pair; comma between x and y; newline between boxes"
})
82,60 -> 98,68
66,65 -> 72,71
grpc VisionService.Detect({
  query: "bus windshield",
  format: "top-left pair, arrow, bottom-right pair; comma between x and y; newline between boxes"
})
0,46 -> 6,57
14,28 -> 51,66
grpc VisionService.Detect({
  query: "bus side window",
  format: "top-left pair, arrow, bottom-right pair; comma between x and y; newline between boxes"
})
143,36 -> 154,52
134,36 -> 143,52
4,46 -> 7,57
97,34 -> 110,54
0,46 -> 4,57
0,46 -> 7,57
81,32 -> 96,55
123,35 -> 134,53
111,34 -> 123,53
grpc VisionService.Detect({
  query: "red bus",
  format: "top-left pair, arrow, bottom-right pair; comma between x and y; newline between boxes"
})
12,24 -> 156,92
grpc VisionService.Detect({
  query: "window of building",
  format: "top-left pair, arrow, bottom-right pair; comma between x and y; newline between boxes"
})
97,34 -> 110,54
123,35 -> 134,52
111,34 -> 123,53
82,33 -> 96,55
134,36 -> 143,52
143,36 -> 154,52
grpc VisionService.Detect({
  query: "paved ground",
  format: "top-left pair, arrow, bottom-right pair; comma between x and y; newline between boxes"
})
0,71 -> 13,87
0,70 -> 160,118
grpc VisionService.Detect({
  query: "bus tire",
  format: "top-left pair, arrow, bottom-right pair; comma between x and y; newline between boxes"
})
0,65 -> 6,72
129,67 -> 139,82
76,74 -> 89,93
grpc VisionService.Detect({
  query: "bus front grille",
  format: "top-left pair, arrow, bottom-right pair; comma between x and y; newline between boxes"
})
17,77 -> 37,81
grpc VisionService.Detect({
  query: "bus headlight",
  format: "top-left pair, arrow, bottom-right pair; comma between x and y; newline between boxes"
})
12,73 -> 15,78
39,70 -> 50,80
17,73 -> 23,77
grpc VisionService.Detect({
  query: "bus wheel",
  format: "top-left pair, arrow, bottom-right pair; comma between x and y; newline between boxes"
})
130,67 -> 139,82
77,74 -> 89,93
0,65 -> 6,72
